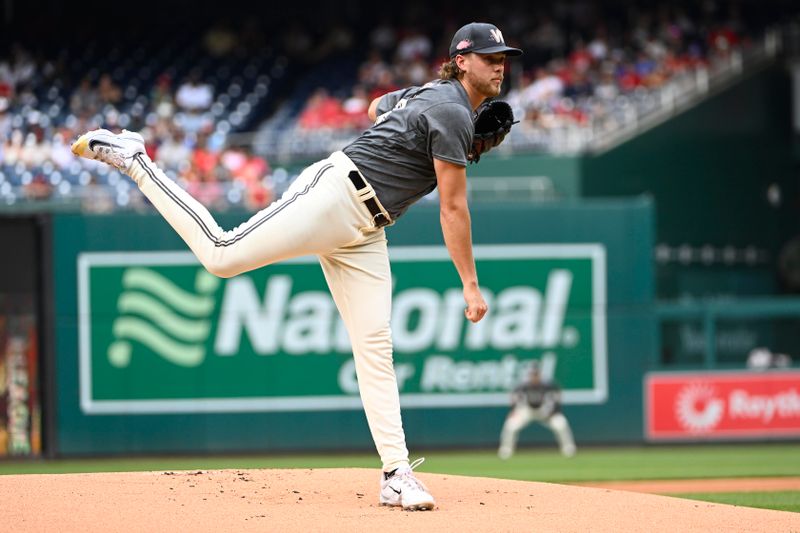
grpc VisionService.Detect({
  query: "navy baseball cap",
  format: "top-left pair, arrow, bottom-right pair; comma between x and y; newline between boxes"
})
449,22 -> 523,59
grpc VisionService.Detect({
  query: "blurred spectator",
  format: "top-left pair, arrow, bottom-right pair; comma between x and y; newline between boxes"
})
150,74 -> 175,119
156,130 -> 191,172
523,67 -> 565,108
634,51 -> 659,84
24,173 -> 52,201
593,68 -> 619,100
98,74 -> 122,105
175,71 -> 214,133
220,145 -> 248,177
191,131 -> 219,183
0,76 -> 12,100
70,77 -> 101,117
398,57 -> 430,86
568,40 -> 593,73
185,169 -> 224,211
298,88 -> 345,130
50,132 -> 74,170
587,30 -> 609,62
0,97 -> 10,140
367,70 -> 400,104
0,44 -> 35,94
563,70 -> 593,99
342,85 -> 371,129
176,71 -> 213,112
2,129 -> 23,165
139,127 -> 159,160
359,50 -> 391,88
395,29 -> 431,62
81,175 -> 116,213
708,19 -> 741,55
223,146 -> 273,210
616,62 -> 642,93
21,131 -> 47,167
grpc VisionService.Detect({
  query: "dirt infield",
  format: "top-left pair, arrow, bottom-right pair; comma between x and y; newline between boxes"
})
4,469 -> 799,532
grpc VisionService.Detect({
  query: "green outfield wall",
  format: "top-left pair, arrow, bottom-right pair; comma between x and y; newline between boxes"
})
51,198 -> 654,455
582,64 -> 797,299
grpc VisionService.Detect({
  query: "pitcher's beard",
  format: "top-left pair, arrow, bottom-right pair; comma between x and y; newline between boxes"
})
466,72 -> 502,98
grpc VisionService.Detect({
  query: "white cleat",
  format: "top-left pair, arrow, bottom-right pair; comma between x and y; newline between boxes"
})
71,128 -> 145,172
379,458 -> 435,511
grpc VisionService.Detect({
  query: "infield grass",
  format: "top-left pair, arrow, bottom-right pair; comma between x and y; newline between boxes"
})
1,443 -> 798,482
672,491 -> 800,513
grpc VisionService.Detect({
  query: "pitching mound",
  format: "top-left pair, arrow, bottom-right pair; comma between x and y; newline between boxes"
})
4,469 -> 799,532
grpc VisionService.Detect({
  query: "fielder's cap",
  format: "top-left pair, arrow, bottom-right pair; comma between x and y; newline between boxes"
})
449,22 -> 523,59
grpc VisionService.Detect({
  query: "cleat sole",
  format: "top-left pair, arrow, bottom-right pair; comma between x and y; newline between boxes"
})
403,501 -> 435,511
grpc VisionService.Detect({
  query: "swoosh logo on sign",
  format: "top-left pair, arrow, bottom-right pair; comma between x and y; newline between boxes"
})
107,268 -> 219,368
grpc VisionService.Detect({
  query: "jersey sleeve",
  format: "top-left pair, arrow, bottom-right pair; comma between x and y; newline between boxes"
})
422,102 -> 473,167
376,87 -> 418,116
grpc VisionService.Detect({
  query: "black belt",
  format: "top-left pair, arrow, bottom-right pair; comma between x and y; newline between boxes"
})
348,171 -> 391,228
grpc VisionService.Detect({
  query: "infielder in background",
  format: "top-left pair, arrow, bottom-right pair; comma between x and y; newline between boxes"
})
72,22 -> 522,511
498,363 -> 577,459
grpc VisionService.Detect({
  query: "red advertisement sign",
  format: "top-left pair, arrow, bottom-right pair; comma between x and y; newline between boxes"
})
645,370 -> 800,440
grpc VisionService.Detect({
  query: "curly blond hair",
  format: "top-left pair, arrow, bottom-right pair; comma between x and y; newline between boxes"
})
438,58 -> 464,80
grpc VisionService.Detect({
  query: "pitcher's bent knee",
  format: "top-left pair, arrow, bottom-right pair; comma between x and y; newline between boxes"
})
202,255 -> 246,279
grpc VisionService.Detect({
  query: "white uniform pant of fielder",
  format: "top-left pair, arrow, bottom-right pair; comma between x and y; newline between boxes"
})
126,150 -> 410,472
498,406 -> 576,459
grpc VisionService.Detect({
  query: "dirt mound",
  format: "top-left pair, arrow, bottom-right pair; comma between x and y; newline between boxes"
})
4,469 -> 798,532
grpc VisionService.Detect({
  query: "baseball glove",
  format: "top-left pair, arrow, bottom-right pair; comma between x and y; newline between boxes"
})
468,100 -> 516,164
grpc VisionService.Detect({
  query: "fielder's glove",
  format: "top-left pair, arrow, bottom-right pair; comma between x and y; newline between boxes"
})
468,100 -> 517,164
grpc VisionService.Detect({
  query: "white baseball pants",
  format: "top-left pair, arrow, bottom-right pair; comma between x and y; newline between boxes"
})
126,150 -> 410,472
498,407 -> 576,458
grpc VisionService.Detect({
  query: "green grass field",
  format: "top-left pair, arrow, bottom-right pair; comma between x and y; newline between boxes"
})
672,491 -> 800,513
1,444 -> 798,512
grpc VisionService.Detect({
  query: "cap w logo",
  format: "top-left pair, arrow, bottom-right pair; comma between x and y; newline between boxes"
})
489,28 -> 505,44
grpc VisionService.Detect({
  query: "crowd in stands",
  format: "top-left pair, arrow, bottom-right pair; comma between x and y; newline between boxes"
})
296,4 -> 750,138
0,1 -> 780,207
0,34 -> 275,210
505,8 -> 748,136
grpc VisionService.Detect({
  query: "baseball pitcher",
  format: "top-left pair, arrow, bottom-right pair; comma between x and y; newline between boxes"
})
72,22 -> 522,511
498,364 -> 577,459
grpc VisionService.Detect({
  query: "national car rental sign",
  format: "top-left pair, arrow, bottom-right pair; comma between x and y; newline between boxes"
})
645,370 -> 800,440
76,244 -> 607,414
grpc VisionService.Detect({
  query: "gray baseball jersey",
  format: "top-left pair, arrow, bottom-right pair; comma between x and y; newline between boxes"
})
343,79 -> 474,220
